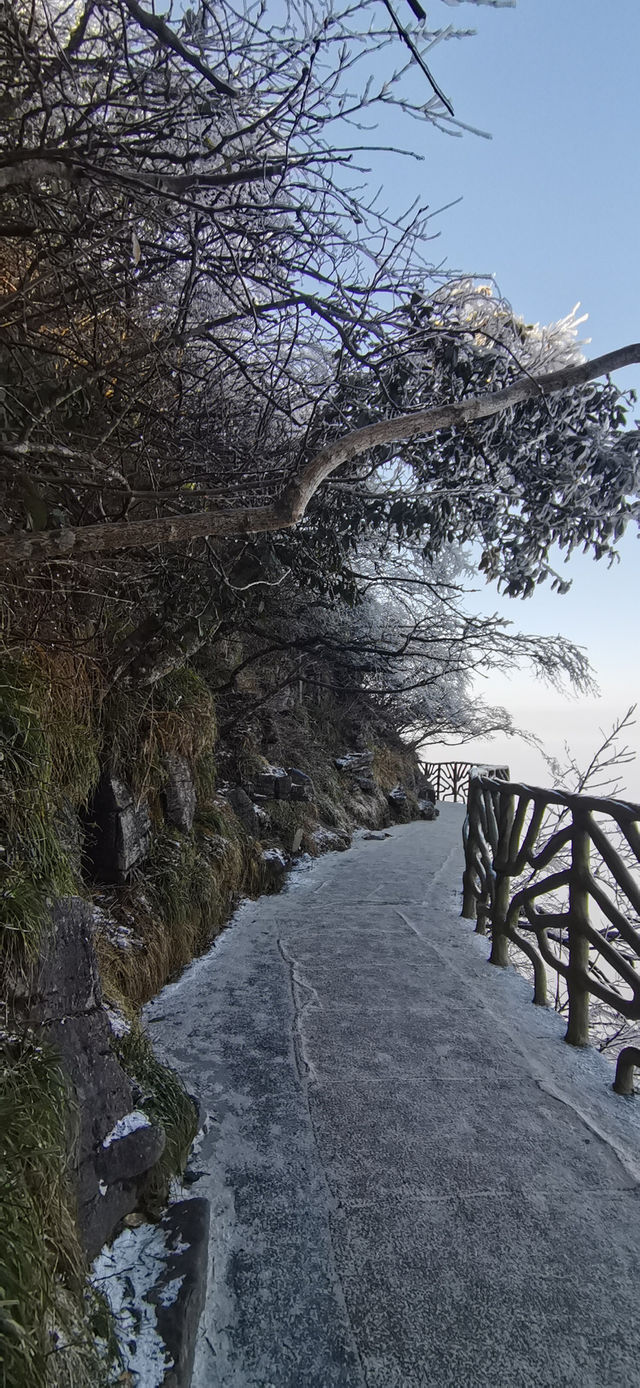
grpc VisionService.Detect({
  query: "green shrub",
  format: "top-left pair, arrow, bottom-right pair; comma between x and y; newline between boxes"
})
115,1026 -> 198,1211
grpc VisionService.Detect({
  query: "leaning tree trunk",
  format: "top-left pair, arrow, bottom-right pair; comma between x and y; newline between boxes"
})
1,345 -> 638,566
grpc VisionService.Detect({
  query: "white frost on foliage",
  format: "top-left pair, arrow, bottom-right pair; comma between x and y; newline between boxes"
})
90,1224 -> 175,1387
310,827 -> 349,852
103,1002 -> 130,1038
91,902 -> 144,953
262,848 -> 287,869
102,1109 -> 152,1148
434,278 -> 589,373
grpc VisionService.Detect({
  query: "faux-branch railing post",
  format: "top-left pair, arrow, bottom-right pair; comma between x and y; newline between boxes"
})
421,761 -> 509,803
462,772 -> 640,1095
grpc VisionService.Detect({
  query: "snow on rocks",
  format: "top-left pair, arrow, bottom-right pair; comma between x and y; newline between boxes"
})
254,766 -> 292,800
334,751 -> 373,772
103,1001 -> 130,1038
102,1109 -> 153,1149
96,1110 -> 166,1187
261,847 -> 288,871
260,847 -> 289,888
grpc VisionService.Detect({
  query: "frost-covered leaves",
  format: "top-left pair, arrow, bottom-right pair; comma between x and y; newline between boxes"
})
312,289 -> 639,598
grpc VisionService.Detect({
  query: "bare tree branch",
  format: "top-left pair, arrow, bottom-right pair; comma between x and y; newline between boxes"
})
121,0 -> 237,96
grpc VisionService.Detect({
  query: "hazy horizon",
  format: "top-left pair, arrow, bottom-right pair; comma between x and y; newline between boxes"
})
392,1 -> 640,799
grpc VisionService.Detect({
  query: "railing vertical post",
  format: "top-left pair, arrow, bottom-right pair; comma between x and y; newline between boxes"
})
565,814 -> 591,1047
462,776 -> 480,921
489,789 -> 515,968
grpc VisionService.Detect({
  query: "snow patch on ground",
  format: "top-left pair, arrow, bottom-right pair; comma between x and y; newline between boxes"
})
90,1224 -> 174,1386
157,1274 -> 185,1308
102,1109 -> 152,1148
283,852 -> 314,889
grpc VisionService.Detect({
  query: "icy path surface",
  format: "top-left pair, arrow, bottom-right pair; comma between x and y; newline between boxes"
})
145,807 -> 640,1388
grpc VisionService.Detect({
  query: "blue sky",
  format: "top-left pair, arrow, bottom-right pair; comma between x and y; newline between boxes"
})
370,0 -> 640,793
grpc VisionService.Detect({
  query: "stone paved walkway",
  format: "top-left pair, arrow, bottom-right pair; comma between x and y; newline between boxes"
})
145,806 -> 640,1388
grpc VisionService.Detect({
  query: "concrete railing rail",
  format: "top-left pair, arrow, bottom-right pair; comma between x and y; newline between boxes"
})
462,773 -> 640,1095
422,760 -> 509,803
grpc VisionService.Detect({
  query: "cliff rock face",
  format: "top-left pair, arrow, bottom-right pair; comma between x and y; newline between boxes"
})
84,774 -> 152,883
164,755 -> 197,833
27,897 -> 164,1258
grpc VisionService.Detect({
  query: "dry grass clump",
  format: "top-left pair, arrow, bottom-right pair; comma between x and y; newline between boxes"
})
96,810 -> 267,1006
0,649 -> 220,987
0,648 -> 100,983
371,742 -> 420,821
0,1040 -> 109,1388
371,742 -> 413,791
250,698 -> 397,836
100,666 -> 217,807
265,800 -> 316,852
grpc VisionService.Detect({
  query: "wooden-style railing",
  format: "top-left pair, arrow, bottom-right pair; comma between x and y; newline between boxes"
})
422,761 -> 510,803
462,773 -> 640,1094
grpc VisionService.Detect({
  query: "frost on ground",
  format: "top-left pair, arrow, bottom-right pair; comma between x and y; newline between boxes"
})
91,1223 -> 185,1386
102,1109 -> 152,1148
283,852 -> 314,888
143,812 -> 640,1388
